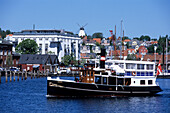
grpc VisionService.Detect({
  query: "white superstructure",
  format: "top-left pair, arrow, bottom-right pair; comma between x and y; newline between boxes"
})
8,30 -> 81,62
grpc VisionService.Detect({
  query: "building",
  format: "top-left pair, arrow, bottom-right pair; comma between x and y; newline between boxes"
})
7,29 -> 81,62
19,54 -> 58,72
0,39 -> 13,68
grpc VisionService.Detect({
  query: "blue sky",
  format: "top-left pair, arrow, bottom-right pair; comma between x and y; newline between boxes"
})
0,0 -> 170,39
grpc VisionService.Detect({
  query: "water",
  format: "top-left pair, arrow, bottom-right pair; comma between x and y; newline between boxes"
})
0,77 -> 170,113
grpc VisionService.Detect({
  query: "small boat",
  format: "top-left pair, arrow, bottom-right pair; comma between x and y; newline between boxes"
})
47,49 -> 162,97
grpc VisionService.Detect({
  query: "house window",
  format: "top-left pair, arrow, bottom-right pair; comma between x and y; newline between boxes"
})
140,80 -> 145,85
39,38 -> 42,40
148,80 -> 152,85
39,44 -> 42,54
45,44 -> 48,54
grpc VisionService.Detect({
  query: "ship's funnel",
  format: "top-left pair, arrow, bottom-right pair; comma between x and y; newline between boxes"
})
100,48 -> 106,68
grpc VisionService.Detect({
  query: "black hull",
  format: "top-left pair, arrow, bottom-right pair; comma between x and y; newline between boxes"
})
47,80 -> 162,97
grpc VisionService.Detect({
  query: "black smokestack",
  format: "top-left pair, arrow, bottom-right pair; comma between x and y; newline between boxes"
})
100,48 -> 106,68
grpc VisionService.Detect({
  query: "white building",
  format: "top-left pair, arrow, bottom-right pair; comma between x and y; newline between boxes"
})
8,29 -> 81,62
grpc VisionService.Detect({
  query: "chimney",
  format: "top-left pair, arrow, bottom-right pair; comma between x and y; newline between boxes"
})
100,48 -> 106,68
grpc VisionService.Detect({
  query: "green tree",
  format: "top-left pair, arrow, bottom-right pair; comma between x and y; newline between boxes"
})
140,35 -> 151,41
122,36 -> 130,40
133,37 -> 140,40
48,51 -> 55,55
87,35 -> 92,39
0,28 -> 12,38
157,35 -> 167,54
126,54 -> 136,60
82,41 -> 85,46
16,39 -> 39,54
61,55 -> 78,66
61,55 -> 72,66
92,32 -> 103,38
96,42 -> 100,46
147,45 -> 155,53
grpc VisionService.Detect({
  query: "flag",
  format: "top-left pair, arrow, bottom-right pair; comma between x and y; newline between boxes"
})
156,60 -> 162,76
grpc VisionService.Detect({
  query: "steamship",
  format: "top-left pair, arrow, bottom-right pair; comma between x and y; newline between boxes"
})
47,49 -> 162,97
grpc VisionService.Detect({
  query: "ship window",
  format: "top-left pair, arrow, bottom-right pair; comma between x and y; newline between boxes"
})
126,63 -> 136,69
126,71 -> 131,76
118,78 -> 123,85
137,72 -> 140,76
147,64 -> 153,70
140,80 -> 145,85
109,77 -> 116,85
148,80 -> 152,85
95,76 -> 101,84
149,72 -> 153,76
103,77 -> 107,84
102,72 -> 108,75
134,81 -> 135,83
137,64 -> 144,70
146,72 -> 149,76
141,72 -> 145,76
95,71 -> 100,74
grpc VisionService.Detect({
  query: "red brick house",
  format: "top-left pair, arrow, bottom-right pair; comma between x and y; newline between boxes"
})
0,39 -> 13,68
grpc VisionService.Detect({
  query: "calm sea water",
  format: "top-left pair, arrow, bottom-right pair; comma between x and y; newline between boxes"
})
0,76 -> 170,113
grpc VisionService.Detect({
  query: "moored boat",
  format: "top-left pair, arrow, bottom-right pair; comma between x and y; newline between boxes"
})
47,49 -> 162,97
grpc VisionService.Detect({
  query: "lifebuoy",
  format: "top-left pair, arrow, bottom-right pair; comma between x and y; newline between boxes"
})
132,71 -> 136,76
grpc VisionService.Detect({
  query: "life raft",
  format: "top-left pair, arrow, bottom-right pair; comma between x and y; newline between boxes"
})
132,71 -> 136,76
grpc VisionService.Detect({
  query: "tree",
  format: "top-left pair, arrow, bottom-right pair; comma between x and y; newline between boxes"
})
126,54 -> 136,60
61,55 -> 72,66
96,42 -> 100,46
122,36 -> 130,40
92,32 -> 103,38
147,45 -> 155,53
140,35 -> 151,41
0,28 -> 12,38
87,35 -> 92,39
48,51 -> 55,55
133,37 -> 140,40
157,35 -> 166,54
61,55 -> 78,66
16,39 -> 39,54
82,41 -> 85,46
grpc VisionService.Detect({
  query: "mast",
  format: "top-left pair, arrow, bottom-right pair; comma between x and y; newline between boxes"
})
166,36 -> 168,75
115,25 -> 117,60
123,30 -> 124,60
120,20 -> 123,60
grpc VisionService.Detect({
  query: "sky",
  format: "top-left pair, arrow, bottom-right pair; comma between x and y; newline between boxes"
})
0,0 -> 170,39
